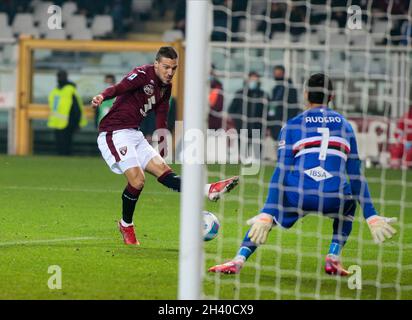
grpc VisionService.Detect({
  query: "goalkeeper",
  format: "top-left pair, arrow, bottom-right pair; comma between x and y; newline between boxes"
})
209,73 -> 397,276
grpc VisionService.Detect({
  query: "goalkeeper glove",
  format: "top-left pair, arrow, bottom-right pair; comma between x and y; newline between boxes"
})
366,215 -> 397,244
247,213 -> 274,245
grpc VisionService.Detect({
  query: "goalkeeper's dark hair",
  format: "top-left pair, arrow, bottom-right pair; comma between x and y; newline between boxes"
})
306,73 -> 333,105
156,46 -> 178,61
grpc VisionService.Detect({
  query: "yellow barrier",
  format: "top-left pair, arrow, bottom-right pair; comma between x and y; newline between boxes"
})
15,36 -> 185,155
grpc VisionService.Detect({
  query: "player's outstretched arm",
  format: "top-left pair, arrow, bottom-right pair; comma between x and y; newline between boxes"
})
346,157 -> 397,244
247,213 -> 274,245
246,126 -> 293,245
91,94 -> 103,109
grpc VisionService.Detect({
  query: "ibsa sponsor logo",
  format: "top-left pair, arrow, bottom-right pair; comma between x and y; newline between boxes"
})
304,166 -> 333,181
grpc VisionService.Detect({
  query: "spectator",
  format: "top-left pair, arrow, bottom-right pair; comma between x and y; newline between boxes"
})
112,0 -> 126,37
401,20 -> 412,45
267,65 -> 300,140
174,0 -> 186,35
257,2 -> 286,39
95,74 -> 116,127
390,105 -> 412,169
228,71 -> 269,146
331,0 -> 348,29
289,3 -> 307,36
208,67 -> 224,130
47,69 -> 87,156
230,0 -> 248,41
310,0 -> 327,25
211,0 -> 228,41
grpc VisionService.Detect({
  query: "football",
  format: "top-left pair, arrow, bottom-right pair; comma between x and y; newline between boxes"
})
203,211 -> 220,241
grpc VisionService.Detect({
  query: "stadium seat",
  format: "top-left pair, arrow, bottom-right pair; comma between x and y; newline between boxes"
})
62,1 -> 78,20
120,51 -> 153,66
91,15 -> 114,38
0,21 -> 14,39
372,19 -> 391,45
238,18 -> 258,34
132,0 -> 153,13
250,1 -> 266,15
212,49 -> 227,71
0,28 -> 14,40
12,13 -> 35,35
33,1 -> 53,23
2,44 -> 18,64
325,32 -> 347,47
269,49 -> 283,62
246,32 -> 265,43
71,28 -> 93,40
271,32 -> 291,44
0,13 -> 9,28
349,30 -> 372,46
296,31 -> 322,45
101,53 -> 124,67
162,29 -> 184,42
44,28 -> 67,40
65,14 -> 88,36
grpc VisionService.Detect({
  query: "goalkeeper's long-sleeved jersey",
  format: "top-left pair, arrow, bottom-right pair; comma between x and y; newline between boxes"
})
270,105 -> 377,219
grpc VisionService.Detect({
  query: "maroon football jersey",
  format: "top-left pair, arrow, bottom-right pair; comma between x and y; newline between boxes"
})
98,64 -> 171,132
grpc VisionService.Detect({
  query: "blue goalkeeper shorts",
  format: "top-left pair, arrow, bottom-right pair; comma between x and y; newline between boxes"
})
261,190 -> 356,229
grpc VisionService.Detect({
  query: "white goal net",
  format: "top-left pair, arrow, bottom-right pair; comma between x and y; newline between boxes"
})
202,0 -> 412,300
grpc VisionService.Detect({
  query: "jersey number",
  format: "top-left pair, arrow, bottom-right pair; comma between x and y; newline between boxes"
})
141,96 -> 156,117
317,127 -> 330,160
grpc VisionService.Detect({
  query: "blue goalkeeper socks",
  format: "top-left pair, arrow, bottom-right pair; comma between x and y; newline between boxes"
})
328,242 -> 342,256
328,216 -> 353,256
234,229 -> 257,261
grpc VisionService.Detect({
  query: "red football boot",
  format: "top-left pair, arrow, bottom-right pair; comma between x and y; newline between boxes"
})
325,254 -> 350,276
208,176 -> 239,201
118,221 -> 140,245
208,260 -> 243,274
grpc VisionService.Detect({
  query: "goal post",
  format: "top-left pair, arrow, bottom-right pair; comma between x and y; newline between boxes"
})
178,0 -> 210,300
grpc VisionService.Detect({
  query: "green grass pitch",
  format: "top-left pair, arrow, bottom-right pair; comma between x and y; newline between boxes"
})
0,155 -> 411,299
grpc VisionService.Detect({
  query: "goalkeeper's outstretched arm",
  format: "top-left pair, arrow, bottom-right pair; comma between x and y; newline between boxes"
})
248,127 -> 294,245
346,134 -> 397,244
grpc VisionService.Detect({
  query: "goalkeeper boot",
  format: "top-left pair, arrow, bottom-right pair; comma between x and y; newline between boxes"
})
325,254 -> 350,276
208,260 -> 244,274
208,176 -> 239,201
118,221 -> 140,245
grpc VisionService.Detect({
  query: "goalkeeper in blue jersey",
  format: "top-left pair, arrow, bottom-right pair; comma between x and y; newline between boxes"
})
209,73 -> 397,276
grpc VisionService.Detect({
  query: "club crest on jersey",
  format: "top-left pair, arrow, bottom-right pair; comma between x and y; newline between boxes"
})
119,146 -> 127,156
144,84 -> 154,96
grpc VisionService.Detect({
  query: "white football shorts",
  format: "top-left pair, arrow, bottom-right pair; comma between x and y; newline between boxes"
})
97,129 -> 159,174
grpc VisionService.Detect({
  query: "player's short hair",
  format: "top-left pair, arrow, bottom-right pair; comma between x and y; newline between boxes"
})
273,65 -> 285,73
248,71 -> 260,78
306,73 -> 333,104
155,46 -> 178,61
105,74 -> 116,82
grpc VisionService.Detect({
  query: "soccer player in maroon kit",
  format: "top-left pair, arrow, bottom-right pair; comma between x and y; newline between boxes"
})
92,46 -> 239,245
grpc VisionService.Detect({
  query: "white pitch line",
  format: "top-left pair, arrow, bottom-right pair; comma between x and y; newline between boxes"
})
0,236 -> 108,247
0,185 -> 250,199
0,185 -> 173,195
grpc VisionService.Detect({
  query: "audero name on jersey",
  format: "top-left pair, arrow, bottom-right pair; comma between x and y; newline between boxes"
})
305,116 -> 342,123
